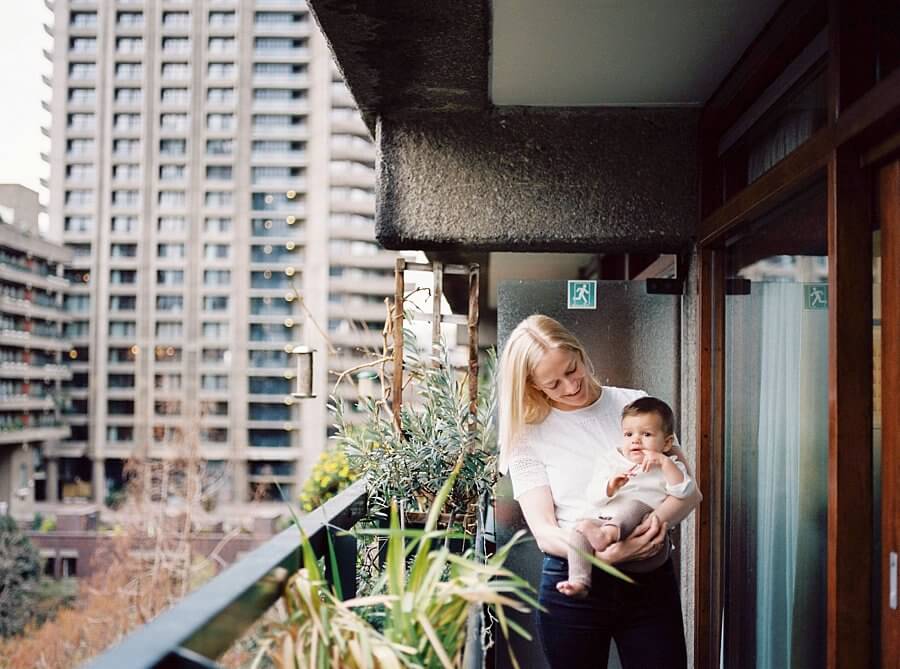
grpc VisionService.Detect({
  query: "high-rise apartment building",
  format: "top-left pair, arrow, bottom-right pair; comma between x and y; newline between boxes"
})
0,185 -> 71,518
46,0 -> 395,508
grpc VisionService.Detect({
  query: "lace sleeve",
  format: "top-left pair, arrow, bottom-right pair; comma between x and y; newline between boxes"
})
507,439 -> 550,500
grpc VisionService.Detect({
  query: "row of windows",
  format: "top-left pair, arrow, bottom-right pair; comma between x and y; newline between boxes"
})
66,189 -> 306,210
65,215 -> 306,237
71,10 -> 306,31
69,36 -> 308,56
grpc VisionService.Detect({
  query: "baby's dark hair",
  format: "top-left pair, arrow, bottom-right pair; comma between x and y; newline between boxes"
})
621,396 -> 675,436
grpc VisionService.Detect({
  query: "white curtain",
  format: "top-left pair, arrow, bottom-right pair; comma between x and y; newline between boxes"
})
754,282 -> 828,668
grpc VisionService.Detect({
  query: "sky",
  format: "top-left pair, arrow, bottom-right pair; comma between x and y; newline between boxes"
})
0,3 -> 52,199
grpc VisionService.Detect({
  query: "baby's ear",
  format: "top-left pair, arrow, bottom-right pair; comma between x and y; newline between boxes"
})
663,434 -> 675,452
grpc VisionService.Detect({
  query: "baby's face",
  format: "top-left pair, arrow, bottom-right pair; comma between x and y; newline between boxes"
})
620,413 -> 672,463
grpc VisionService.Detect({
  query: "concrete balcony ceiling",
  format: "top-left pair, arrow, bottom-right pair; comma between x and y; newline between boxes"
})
307,0 -> 784,254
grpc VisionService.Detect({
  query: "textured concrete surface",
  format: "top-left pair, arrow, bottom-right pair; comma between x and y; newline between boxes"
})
377,108 -> 699,253
308,0 -> 490,133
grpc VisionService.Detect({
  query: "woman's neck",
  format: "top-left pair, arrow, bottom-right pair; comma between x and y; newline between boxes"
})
551,383 -> 602,411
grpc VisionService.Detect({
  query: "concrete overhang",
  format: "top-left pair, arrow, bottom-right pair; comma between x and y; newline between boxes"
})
308,1 -> 780,255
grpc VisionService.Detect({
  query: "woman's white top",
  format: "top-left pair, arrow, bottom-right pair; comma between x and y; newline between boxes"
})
508,386 -> 684,529
585,449 -> 694,515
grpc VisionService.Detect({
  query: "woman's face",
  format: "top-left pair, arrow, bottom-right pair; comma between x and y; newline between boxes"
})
531,347 -> 592,410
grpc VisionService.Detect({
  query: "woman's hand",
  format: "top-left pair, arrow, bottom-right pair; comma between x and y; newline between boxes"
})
596,513 -> 668,564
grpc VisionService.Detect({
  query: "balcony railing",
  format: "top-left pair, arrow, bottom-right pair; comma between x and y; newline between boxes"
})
86,479 -> 366,669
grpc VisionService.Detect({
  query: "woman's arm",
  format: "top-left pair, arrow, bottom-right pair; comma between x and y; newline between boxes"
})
516,485 -> 572,558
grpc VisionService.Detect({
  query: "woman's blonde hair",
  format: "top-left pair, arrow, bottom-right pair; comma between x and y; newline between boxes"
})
498,314 -> 599,469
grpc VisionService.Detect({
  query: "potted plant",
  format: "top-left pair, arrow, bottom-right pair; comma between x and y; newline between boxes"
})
331,342 -> 498,536
261,457 -> 536,669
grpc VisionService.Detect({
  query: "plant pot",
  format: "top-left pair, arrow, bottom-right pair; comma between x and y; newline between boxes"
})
375,507 -> 477,568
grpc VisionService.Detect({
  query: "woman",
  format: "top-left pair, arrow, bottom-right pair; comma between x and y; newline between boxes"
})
499,314 -> 701,669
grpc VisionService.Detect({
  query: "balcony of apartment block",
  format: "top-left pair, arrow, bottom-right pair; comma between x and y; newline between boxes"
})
329,170 -> 375,193
0,328 -> 71,352
115,17 -> 145,35
0,295 -> 69,324
251,125 -> 308,141
329,111 -> 368,137
329,197 -> 376,217
330,140 -> 376,164
0,423 -> 70,446
0,361 -> 71,382
327,300 -> 388,323
253,47 -> 310,63
253,15 -> 310,36
251,94 -> 310,113
0,266 -> 68,294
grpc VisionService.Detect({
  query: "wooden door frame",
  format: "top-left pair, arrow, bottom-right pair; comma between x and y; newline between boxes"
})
695,0 -> 900,666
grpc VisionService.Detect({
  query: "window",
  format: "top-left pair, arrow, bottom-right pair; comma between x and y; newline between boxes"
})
159,164 -> 186,181
107,426 -> 134,442
112,163 -> 140,181
161,88 -> 189,105
252,191 -> 302,211
253,114 -> 305,129
154,373 -> 182,391
108,399 -> 135,415
203,243 -> 229,260
157,243 -> 185,259
113,139 -> 140,157
115,87 -> 142,104
113,114 -> 141,132
68,113 -> 96,130
157,270 -> 184,286
69,37 -> 97,54
254,11 -> 307,26
64,321 -> 90,338
200,374 -> 229,391
252,140 -> 305,156
162,37 -> 190,54
208,37 -> 235,53
206,139 -> 233,156
158,190 -> 186,207
161,63 -> 190,81
116,11 -> 143,28
204,217 -> 232,233
109,295 -> 136,311
108,347 -> 137,363
69,63 -> 96,80
206,165 -> 232,181
248,402 -> 291,420
249,323 -> 293,342
205,191 -> 232,207
203,270 -> 230,287
111,215 -> 138,233
110,243 -> 137,258
156,295 -> 183,312
115,63 -> 142,80
251,270 -> 290,289
116,37 -> 143,54
65,188 -> 93,207
66,138 -> 94,155
249,349 -> 289,368
65,242 -> 92,257
207,62 -> 235,79
201,322 -> 228,340
68,88 -> 96,105
252,217 -> 295,237
207,87 -> 234,104
155,321 -> 183,339
70,12 -> 97,27
201,347 -> 229,364
207,113 -> 234,131
160,139 -> 186,156
154,400 -> 181,416
248,429 -> 290,448
202,295 -> 228,311
154,346 -> 181,363
67,162 -> 95,180
162,12 -> 190,29
158,216 -> 186,233
250,298 -> 291,316
208,11 -> 235,27
201,401 -> 228,416
248,376 -> 290,395
254,37 -> 307,54
108,321 -> 136,337
111,190 -> 139,207
64,295 -> 90,313
160,112 -> 189,129
252,244 -> 300,262
253,87 -> 307,102
251,166 -> 303,184
64,216 -> 93,233
110,269 -> 137,285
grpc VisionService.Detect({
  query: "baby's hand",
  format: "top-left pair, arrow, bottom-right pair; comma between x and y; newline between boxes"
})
606,473 -> 630,496
640,450 -> 667,472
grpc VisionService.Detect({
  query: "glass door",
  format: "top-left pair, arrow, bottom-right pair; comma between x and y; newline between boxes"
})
720,183 -> 828,668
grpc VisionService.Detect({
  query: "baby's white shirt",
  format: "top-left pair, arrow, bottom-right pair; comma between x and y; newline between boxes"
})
508,386 -> 648,529
585,449 -> 695,518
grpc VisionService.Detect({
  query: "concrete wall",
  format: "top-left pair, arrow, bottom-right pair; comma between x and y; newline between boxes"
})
376,108 -> 699,253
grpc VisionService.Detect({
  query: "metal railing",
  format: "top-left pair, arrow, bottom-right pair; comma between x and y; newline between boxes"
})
85,480 -> 367,669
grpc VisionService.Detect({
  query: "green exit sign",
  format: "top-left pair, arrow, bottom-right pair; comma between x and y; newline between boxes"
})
804,283 -> 828,310
567,280 -> 597,310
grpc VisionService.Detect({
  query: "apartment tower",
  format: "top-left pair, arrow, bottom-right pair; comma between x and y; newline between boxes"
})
46,0 -> 393,508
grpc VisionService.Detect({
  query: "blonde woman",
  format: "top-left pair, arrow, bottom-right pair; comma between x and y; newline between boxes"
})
499,314 -> 700,669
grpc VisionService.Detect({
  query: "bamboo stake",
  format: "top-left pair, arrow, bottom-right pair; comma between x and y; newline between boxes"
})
392,258 -> 406,432
467,265 -> 480,443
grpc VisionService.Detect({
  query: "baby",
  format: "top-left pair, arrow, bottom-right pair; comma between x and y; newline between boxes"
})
557,396 -> 696,597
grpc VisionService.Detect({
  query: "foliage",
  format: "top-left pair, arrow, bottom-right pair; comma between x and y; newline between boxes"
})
298,447 -> 359,513
0,516 -> 41,638
332,343 -> 498,524
262,456 -> 536,668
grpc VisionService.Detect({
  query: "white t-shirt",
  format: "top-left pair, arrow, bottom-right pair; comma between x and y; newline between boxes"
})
508,386 -> 652,529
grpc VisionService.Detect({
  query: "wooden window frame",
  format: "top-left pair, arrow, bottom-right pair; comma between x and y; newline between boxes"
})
695,0 -> 899,667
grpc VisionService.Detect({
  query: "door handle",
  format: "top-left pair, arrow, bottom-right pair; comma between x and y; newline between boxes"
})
891,551 -> 898,610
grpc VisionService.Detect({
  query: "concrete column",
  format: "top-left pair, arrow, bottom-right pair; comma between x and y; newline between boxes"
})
46,457 -> 59,503
92,457 -> 105,505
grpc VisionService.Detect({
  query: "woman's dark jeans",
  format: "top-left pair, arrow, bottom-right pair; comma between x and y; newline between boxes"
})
537,554 -> 687,669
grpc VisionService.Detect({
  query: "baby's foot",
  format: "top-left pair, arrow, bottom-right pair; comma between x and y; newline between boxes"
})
556,579 -> 590,598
